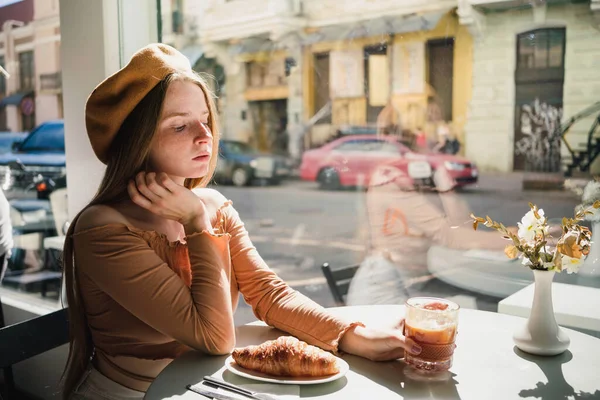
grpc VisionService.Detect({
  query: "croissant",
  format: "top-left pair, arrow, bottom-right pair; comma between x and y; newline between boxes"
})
231,336 -> 340,377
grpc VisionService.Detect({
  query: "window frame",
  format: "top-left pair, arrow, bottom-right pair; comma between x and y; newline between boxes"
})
515,28 -> 566,84
18,50 -> 35,91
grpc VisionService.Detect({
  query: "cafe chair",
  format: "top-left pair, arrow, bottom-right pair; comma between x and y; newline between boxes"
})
320,262 -> 360,306
0,307 -> 69,399
3,206 -> 62,298
43,188 -> 69,267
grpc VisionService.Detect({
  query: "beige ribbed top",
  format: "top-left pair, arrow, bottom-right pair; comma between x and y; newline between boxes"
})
73,200 -> 361,392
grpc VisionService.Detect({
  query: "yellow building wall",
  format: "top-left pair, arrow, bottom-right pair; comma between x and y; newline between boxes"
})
237,50 -> 290,102
302,12 -> 474,146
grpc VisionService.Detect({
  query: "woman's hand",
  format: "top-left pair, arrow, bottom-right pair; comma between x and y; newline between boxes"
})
128,171 -> 212,233
338,319 -> 422,362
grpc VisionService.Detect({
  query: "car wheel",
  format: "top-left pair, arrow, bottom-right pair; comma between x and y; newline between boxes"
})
318,167 -> 341,190
231,167 -> 250,187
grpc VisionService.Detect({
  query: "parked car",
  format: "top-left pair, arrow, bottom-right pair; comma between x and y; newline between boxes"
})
213,140 -> 292,187
299,134 -> 478,190
0,132 -> 29,154
0,120 -> 66,195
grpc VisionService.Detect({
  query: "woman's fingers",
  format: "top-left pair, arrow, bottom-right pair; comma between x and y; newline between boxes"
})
135,172 -> 161,202
403,336 -> 422,355
388,331 -> 421,355
393,318 -> 405,331
128,179 -> 153,209
156,172 -> 180,193
145,172 -> 170,198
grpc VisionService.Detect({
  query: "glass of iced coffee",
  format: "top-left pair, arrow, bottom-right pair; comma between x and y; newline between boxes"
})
404,297 -> 459,373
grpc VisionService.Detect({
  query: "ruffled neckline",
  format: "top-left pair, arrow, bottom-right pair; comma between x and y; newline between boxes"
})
73,200 -> 233,246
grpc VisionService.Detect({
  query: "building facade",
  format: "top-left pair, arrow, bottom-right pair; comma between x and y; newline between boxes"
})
199,0 -> 600,172
461,0 -> 600,173
198,0 -> 470,161
0,0 -> 62,132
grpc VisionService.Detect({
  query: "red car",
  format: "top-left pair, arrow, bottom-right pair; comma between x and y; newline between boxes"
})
299,135 -> 478,190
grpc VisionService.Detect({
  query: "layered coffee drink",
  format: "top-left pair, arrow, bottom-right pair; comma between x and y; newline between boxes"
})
404,298 -> 459,372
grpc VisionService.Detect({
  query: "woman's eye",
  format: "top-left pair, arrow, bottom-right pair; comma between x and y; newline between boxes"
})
174,125 -> 186,132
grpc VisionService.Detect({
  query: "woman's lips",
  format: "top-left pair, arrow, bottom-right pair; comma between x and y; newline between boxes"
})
193,154 -> 210,161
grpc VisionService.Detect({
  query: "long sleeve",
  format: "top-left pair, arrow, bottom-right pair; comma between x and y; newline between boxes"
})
73,225 -> 235,355
222,205 -> 363,353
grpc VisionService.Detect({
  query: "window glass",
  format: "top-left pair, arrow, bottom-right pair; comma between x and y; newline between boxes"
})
19,122 -> 64,151
517,28 -> 565,69
548,29 -> 565,67
1,3 -> 64,305
158,3 -> 599,330
0,55 -> 6,96
18,51 -> 35,90
6,0 -> 598,360
221,140 -> 255,154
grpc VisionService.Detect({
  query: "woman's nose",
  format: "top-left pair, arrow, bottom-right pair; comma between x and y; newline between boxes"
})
194,122 -> 212,143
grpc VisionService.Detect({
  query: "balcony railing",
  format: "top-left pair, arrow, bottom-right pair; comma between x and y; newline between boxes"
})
40,72 -> 62,92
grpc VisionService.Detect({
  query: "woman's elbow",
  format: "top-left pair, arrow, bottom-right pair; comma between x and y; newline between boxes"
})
201,324 -> 236,355
204,335 -> 235,355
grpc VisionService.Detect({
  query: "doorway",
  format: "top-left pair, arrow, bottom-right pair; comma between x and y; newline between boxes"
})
513,28 -> 565,171
364,43 -> 388,124
248,99 -> 288,154
427,38 -> 454,123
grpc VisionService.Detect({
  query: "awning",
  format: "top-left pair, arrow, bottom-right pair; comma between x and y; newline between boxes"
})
304,9 -> 450,44
180,45 -> 204,66
228,9 -> 450,55
0,90 -> 34,107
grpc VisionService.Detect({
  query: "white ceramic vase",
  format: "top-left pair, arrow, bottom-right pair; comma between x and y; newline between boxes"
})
512,269 -> 570,356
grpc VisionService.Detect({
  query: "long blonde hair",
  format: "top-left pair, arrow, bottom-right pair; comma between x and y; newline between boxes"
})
60,71 -> 220,398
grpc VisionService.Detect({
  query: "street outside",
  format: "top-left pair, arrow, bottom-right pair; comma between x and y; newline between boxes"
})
4,171 -> 582,325
210,173 -> 582,325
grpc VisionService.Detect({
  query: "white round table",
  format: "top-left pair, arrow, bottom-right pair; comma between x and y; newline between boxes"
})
145,306 -> 600,399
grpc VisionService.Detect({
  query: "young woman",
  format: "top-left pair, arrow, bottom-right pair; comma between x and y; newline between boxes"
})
61,44 -> 422,399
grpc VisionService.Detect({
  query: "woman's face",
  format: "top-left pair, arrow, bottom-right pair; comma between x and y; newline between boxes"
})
149,80 -> 213,185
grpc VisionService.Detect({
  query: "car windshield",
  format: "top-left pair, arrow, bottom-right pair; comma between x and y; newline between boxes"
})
19,123 -> 64,152
221,141 -> 255,155
0,135 -> 25,153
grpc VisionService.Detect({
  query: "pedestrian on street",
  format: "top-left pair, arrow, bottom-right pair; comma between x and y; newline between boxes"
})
61,43 -> 424,400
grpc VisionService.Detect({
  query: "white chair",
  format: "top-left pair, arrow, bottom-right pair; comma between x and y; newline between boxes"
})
49,188 -> 69,235
9,206 -> 44,252
4,206 -> 62,297
43,188 -> 68,251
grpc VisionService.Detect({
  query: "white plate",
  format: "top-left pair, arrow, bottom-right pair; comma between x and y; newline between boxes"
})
224,355 -> 349,385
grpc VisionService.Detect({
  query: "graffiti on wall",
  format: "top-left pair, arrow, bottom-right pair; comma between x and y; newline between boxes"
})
514,98 -> 563,172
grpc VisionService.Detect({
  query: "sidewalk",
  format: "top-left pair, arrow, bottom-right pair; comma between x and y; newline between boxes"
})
285,168 -> 592,195
468,171 -> 592,194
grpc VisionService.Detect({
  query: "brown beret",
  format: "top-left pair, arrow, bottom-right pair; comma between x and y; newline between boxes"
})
85,43 -> 193,164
